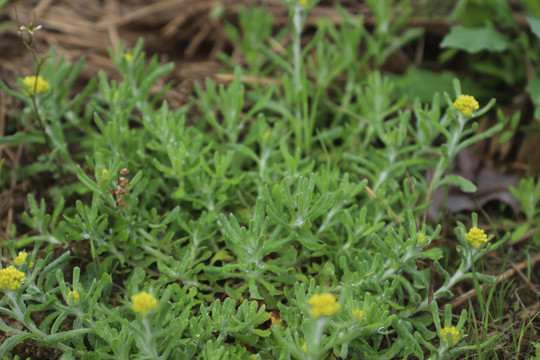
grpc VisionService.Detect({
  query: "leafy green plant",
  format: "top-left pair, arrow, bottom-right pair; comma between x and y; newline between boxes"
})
1,1 -> 535,359
442,0 -> 540,122
510,177 -> 540,221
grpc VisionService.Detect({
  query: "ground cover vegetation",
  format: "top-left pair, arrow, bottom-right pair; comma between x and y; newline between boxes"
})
0,0 -> 539,359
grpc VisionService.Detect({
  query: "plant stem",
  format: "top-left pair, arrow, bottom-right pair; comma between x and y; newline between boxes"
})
24,35 -> 66,178
291,3 -> 305,152
422,113 -> 467,224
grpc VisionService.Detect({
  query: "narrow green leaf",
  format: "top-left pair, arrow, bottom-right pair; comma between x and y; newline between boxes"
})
42,328 -> 93,343
0,333 -> 37,358
440,174 -> 477,193
0,132 -> 45,145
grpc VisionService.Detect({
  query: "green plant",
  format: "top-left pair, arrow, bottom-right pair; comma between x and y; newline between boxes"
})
442,0 -> 540,122
1,1 -> 536,359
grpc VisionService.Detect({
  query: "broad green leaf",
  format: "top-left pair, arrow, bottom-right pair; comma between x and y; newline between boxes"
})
527,16 -> 540,39
440,24 -> 508,53
389,68 -> 488,102
526,77 -> 540,104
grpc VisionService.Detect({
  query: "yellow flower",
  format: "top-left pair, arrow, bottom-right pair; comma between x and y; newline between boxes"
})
352,309 -> 365,320
131,291 -> 157,315
287,0 -> 308,5
101,168 -> 110,181
68,290 -> 80,305
465,227 -> 488,248
308,293 -> 340,318
0,266 -> 26,290
302,342 -> 307,353
453,95 -> 479,116
22,75 -> 50,94
440,326 -> 460,344
14,251 -> 28,266
124,53 -> 133,62
269,312 -> 282,327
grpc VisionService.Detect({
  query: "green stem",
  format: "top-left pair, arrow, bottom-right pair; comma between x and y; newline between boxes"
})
423,113 -> 467,223
30,47 -> 67,178
307,317 -> 327,360
141,316 -> 159,359
30,95 -> 51,151
291,3 -> 305,152
404,247 -> 477,318
291,4 -> 303,97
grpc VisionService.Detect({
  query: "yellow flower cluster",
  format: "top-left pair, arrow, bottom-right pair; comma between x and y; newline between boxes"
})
308,293 -> 340,318
131,291 -> 157,315
452,95 -> 479,116
440,326 -> 460,344
0,266 -> 26,291
352,309 -> 365,320
465,227 -> 488,248
14,251 -> 28,266
22,75 -> 50,94
68,290 -> 80,305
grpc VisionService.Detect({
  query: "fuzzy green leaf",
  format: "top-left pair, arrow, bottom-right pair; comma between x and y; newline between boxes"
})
440,174 -> 477,193
0,333 -> 38,358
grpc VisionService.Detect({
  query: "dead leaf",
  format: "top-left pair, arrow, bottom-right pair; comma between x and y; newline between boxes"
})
428,148 -> 521,221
